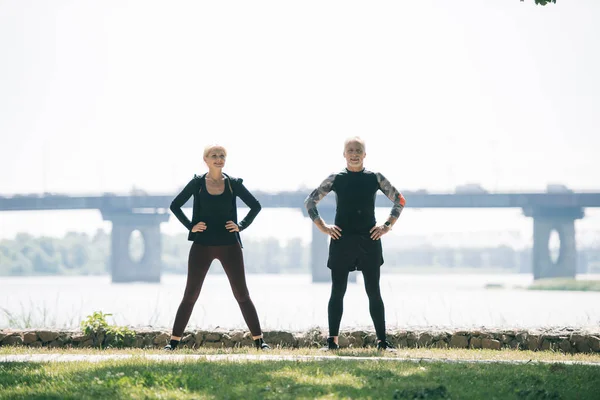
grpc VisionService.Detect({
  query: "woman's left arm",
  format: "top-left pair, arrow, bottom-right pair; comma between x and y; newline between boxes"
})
376,172 -> 406,227
234,179 -> 262,231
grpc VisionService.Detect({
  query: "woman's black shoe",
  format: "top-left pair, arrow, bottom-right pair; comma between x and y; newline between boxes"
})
164,339 -> 180,351
320,337 -> 340,351
254,338 -> 271,350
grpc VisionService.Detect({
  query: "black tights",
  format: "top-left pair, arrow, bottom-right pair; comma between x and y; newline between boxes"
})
328,267 -> 386,341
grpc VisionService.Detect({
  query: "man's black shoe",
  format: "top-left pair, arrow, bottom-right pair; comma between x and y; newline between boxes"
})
376,340 -> 397,352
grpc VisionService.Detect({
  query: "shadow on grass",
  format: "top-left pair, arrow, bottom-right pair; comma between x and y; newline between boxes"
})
1,359 -> 599,399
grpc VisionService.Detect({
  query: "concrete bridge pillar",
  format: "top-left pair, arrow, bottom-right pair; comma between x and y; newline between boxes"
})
301,206 -> 356,283
101,210 -> 170,283
523,207 -> 584,280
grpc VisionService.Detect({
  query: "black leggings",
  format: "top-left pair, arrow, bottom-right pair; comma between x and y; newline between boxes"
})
171,243 -> 262,337
328,267 -> 386,340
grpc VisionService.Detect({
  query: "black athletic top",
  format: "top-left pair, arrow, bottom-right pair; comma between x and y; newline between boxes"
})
304,168 -> 405,235
170,173 -> 261,247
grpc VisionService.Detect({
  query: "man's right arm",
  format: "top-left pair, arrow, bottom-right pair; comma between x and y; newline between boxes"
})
304,173 -> 336,223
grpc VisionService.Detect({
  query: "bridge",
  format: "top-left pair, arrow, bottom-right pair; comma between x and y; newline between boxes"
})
2,190 -> 600,282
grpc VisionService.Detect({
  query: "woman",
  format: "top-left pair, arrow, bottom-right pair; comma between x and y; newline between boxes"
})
165,144 -> 270,350
304,137 -> 406,351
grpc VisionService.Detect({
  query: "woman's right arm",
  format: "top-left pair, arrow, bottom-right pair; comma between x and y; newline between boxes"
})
170,178 -> 196,230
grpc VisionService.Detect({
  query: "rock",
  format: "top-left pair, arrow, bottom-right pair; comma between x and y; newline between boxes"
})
153,333 -> 170,345
71,334 -> 91,343
349,331 -> 369,347
589,336 -> 600,352
501,335 -> 514,344
470,337 -> 482,349
407,332 -> 418,347
57,333 -> 70,344
432,331 -> 449,341
264,331 -> 296,348
220,334 -> 234,348
393,330 -> 408,339
3,335 -> 23,346
527,336 -> 540,351
23,332 -> 38,345
559,339 -> 572,353
516,331 -> 528,343
541,339 -> 553,351
344,334 -> 362,348
570,334 -> 591,353
417,333 -> 433,347
194,331 -> 206,346
481,338 -> 501,350
121,335 -> 136,348
0,328 -> 596,353
133,335 -> 145,348
449,335 -> 469,349
38,331 -> 59,343
337,335 -> 350,348
204,332 -> 221,342
364,332 -> 377,346
575,340 -> 591,353
181,334 -> 195,344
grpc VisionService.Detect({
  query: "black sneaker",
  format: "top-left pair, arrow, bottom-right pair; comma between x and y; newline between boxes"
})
254,338 -> 271,350
376,340 -> 397,352
320,337 -> 340,351
164,339 -> 179,351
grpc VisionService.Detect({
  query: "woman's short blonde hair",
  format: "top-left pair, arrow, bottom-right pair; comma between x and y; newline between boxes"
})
344,136 -> 366,151
203,144 -> 227,158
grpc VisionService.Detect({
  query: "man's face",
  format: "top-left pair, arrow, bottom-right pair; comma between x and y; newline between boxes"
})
344,141 -> 366,168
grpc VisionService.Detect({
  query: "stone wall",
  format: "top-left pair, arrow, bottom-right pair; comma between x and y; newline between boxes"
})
1,328 -> 599,353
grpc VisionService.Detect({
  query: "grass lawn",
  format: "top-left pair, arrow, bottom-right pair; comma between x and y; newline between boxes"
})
1,348 -> 600,399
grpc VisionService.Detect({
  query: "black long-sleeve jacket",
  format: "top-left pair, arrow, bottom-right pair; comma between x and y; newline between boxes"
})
170,173 -> 261,247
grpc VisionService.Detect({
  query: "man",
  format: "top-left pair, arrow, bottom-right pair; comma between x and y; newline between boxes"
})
304,137 -> 406,351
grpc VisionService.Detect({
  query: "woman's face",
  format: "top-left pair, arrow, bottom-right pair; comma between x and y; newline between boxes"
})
344,141 -> 366,168
204,148 -> 226,169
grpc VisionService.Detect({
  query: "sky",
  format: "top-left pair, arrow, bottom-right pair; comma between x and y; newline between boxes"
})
0,0 -> 599,244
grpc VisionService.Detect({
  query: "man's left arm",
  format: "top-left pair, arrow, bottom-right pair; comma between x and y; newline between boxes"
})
376,172 -> 406,230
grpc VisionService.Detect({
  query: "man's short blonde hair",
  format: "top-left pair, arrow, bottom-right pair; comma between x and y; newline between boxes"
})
344,136 -> 366,151
203,144 -> 227,158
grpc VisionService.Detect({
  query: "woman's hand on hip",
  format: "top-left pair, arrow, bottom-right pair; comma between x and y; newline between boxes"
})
191,222 -> 207,233
225,221 -> 240,232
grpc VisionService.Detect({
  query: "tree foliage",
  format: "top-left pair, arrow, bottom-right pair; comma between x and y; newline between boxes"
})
522,0 -> 557,5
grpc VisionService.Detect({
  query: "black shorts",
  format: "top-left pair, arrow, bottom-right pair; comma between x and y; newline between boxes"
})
327,234 -> 384,271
